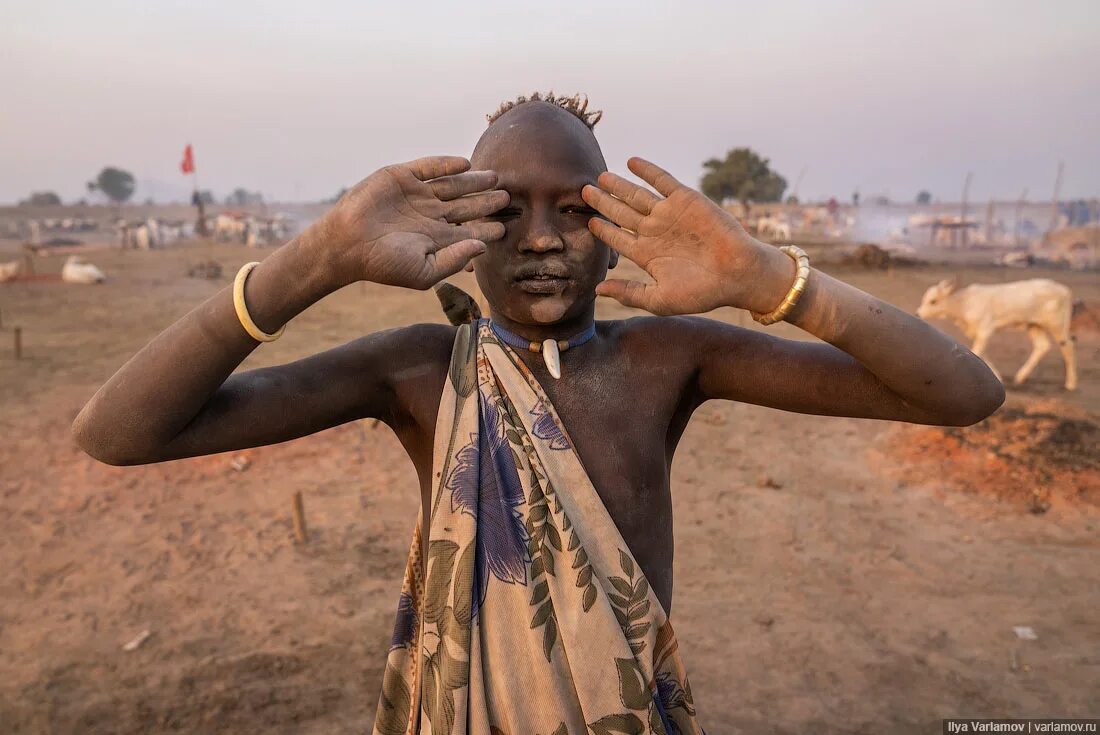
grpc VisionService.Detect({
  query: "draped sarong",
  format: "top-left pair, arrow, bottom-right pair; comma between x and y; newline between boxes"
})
373,319 -> 702,735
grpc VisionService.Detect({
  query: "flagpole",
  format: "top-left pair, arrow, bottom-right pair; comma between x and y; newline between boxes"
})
185,144 -> 209,238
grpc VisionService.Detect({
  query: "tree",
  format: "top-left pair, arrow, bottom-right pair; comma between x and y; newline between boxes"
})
87,167 -> 136,204
916,190 -> 932,205
20,191 -> 62,206
700,148 -> 787,207
226,187 -> 264,206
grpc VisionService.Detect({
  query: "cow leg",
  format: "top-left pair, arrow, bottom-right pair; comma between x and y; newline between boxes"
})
1056,331 -> 1078,391
970,329 -> 1002,382
1013,326 -> 1051,385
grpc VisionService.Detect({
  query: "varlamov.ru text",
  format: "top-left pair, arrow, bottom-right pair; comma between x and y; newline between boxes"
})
946,723 -> 1097,733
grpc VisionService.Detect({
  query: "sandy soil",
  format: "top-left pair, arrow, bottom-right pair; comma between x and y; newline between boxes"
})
1,241 -> 1097,734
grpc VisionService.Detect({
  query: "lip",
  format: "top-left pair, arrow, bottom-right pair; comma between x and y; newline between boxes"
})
515,275 -> 571,294
513,263 -> 572,294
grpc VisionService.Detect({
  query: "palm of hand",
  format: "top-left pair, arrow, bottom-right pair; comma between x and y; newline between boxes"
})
583,158 -> 766,316
351,174 -> 451,288
318,157 -> 506,290
631,191 -> 748,315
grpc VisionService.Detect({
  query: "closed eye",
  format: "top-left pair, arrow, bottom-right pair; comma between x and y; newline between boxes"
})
562,205 -> 598,216
488,207 -> 521,220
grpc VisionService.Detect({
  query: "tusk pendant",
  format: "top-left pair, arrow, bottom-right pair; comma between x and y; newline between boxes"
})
541,338 -> 562,379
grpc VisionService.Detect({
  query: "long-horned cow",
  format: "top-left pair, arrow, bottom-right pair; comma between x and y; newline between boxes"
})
917,278 -> 1077,390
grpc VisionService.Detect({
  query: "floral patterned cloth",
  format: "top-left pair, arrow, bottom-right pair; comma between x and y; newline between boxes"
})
373,320 -> 702,735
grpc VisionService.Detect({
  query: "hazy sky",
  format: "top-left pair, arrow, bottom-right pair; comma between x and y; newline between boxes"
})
2,0 -> 1098,205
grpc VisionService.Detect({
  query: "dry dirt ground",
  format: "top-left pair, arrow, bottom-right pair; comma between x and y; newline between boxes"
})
1,241 -> 1097,734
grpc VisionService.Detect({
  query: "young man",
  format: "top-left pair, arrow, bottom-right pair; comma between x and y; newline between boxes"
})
74,94 -> 1004,734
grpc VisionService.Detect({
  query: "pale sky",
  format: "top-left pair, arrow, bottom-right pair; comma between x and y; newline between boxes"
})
2,0 -> 1098,205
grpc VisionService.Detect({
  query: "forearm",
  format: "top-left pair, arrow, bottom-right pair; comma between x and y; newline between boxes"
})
754,253 -> 1003,423
73,231 -> 343,463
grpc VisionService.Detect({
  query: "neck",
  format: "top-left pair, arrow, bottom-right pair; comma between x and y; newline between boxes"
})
487,306 -> 596,343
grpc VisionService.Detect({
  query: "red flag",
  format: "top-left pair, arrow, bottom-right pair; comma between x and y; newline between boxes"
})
180,144 -> 195,175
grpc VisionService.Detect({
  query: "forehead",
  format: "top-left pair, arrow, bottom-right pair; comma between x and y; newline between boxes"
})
471,105 -> 606,196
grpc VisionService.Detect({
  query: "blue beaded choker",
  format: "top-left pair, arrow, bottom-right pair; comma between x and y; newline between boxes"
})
489,320 -> 596,379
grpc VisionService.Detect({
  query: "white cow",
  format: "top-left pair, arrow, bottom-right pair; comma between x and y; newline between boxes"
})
917,278 -> 1077,390
61,255 -> 106,284
214,214 -> 246,243
0,259 -> 21,282
243,217 -> 261,248
755,215 -> 792,241
144,218 -> 161,248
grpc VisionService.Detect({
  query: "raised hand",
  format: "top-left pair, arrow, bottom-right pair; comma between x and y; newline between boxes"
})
581,157 -> 793,316
313,156 -> 508,290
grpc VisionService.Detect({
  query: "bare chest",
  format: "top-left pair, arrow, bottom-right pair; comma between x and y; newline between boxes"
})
518,358 -> 687,612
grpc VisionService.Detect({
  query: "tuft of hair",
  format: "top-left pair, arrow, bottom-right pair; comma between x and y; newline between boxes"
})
487,92 -> 603,130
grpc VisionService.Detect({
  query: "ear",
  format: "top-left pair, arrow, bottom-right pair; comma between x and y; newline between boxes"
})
608,250 -> 619,270
941,276 -> 958,294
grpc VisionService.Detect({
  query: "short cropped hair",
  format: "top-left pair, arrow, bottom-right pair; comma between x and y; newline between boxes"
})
486,92 -> 603,130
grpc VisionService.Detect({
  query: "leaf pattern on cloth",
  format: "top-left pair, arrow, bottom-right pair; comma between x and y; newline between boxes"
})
655,671 -> 696,734
372,316 -> 703,735
608,549 -> 653,657
530,400 -> 570,450
389,591 -> 418,651
447,394 -> 530,618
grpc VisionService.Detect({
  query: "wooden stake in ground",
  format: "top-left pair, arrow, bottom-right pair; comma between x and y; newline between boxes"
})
14,326 -> 22,360
291,491 -> 308,543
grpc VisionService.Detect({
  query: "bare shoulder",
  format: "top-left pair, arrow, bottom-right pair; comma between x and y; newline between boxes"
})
601,314 -> 756,360
600,314 -> 798,407
360,321 -> 457,392
363,321 -> 458,360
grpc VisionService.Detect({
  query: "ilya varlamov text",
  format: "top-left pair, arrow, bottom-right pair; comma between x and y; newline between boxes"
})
945,722 -> 1097,733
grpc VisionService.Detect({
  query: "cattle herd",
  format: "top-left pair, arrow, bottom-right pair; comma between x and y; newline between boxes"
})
0,212 -> 297,250
112,212 -> 297,250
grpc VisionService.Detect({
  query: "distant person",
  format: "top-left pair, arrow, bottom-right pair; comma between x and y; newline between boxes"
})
73,93 -> 1004,733
191,189 -> 208,237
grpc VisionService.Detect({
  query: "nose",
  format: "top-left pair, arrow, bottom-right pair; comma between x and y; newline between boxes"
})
518,209 -> 564,254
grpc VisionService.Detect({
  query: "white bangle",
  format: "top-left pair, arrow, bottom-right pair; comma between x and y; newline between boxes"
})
233,262 -> 285,342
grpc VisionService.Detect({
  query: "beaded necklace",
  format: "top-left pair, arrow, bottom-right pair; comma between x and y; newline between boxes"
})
489,320 -> 596,379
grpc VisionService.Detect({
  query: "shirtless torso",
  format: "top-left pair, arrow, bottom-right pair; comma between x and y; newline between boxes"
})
389,318 -> 695,613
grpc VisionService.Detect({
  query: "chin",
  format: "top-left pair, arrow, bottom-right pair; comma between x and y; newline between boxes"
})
495,292 -> 581,326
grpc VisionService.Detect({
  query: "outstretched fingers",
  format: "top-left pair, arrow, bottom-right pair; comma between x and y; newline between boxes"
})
430,170 -> 499,200
588,218 -> 639,259
429,238 -> 487,281
434,219 -> 506,247
403,156 -> 471,182
595,278 -> 656,311
627,157 -> 682,198
582,185 -> 644,232
596,171 -> 661,215
442,190 -> 510,223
